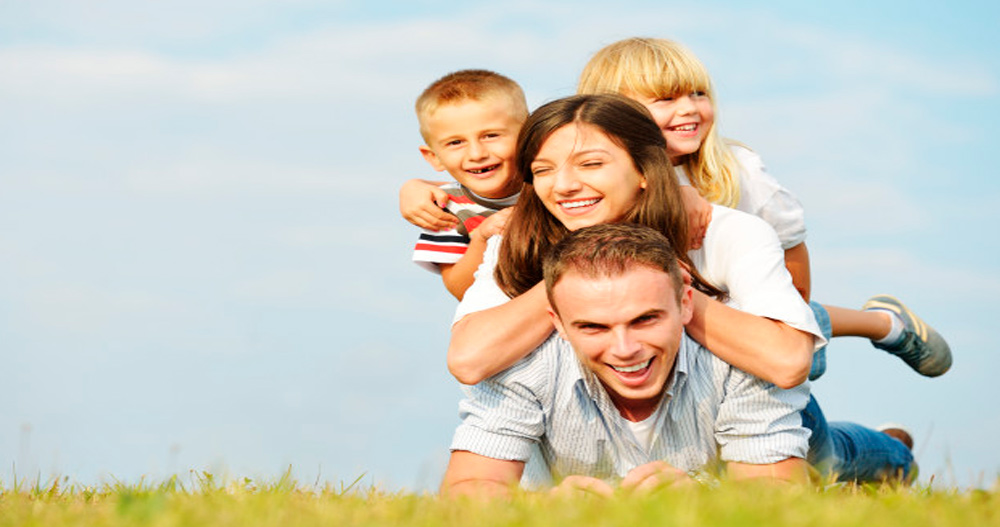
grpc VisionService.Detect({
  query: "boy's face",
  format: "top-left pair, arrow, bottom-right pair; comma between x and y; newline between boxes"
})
548,265 -> 693,422
419,97 -> 524,199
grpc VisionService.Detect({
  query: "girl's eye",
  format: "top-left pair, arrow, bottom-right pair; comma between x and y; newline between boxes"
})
692,91 -> 707,98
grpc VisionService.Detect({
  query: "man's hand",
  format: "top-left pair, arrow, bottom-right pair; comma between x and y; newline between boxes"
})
399,179 -> 459,231
620,461 -> 694,494
679,186 -> 712,250
550,475 -> 615,497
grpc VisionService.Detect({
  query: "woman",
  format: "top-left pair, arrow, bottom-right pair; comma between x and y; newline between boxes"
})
449,94 -> 819,389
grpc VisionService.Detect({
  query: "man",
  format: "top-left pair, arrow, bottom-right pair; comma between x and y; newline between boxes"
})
441,223 -> 812,497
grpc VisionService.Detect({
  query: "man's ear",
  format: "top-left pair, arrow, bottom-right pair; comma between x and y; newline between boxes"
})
679,284 -> 694,325
419,145 -> 446,172
547,303 -> 568,339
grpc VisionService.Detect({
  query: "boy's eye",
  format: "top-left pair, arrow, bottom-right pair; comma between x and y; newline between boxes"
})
445,139 -> 464,147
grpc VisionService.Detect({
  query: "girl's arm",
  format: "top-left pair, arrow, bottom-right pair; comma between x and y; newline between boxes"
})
439,208 -> 513,300
783,242 -> 811,302
686,290 -> 813,389
399,178 -> 459,231
448,282 -> 553,385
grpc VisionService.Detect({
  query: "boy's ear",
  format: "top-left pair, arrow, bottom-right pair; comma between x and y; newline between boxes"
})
419,145 -> 446,172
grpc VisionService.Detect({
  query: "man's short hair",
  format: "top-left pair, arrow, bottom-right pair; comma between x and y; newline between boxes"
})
415,69 -> 528,138
543,223 -> 685,311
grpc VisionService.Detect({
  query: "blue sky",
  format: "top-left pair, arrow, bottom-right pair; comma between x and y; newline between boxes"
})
2,1 -> 998,491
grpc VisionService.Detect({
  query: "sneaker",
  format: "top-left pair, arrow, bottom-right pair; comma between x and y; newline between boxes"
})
862,295 -> 952,377
876,422 -> 914,450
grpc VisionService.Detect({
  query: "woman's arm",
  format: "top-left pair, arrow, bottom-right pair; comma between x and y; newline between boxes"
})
448,282 -> 553,385
686,290 -> 813,389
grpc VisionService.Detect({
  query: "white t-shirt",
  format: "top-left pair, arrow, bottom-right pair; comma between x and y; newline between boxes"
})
453,205 -> 826,351
677,144 -> 806,250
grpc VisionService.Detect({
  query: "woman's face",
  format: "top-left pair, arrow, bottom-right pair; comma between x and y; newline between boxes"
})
530,123 -> 646,231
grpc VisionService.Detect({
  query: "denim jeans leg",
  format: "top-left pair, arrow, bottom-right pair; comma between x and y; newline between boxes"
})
827,421 -> 915,482
808,301 -> 831,381
800,394 -> 835,474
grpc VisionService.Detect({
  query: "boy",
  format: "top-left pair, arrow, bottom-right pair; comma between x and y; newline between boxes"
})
409,70 -> 527,300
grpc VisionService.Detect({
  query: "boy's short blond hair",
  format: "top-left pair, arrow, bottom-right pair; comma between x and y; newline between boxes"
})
415,69 -> 529,140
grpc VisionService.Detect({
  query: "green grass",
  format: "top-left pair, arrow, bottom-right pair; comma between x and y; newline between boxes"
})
2,473 -> 998,527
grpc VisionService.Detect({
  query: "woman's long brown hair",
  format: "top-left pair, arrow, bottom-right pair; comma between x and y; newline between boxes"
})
495,94 -> 724,299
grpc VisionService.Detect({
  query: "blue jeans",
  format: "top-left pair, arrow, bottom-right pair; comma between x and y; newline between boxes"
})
808,301 -> 830,380
801,395 -> 914,481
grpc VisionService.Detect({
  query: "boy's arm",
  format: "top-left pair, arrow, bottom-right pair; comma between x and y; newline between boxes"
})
439,208 -> 512,300
399,178 -> 459,231
783,242 -> 811,302
440,450 -> 524,498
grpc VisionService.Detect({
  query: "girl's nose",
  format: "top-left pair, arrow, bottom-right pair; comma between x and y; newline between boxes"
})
674,95 -> 696,115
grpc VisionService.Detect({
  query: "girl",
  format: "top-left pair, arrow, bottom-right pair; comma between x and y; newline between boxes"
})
575,37 -> 950,380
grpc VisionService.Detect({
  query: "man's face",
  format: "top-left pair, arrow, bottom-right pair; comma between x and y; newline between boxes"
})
548,266 -> 692,422
418,97 -> 524,199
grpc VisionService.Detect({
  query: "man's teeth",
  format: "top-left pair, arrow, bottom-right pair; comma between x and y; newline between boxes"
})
670,124 -> 696,132
612,359 -> 652,373
561,198 -> 600,209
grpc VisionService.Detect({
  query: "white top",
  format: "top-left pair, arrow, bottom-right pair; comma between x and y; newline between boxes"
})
678,144 -> 807,250
454,205 -> 825,351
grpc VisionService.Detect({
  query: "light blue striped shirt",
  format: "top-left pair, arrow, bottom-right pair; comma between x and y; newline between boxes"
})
451,332 -> 810,484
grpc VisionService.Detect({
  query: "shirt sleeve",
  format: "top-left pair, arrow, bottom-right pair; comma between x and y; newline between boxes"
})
732,146 -> 807,250
450,349 -> 551,462
701,207 -> 826,350
452,235 -> 511,324
411,226 -> 470,274
715,370 -> 810,464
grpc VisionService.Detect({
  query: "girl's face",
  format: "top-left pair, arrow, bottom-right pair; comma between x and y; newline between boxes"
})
530,123 -> 646,232
627,92 -> 714,162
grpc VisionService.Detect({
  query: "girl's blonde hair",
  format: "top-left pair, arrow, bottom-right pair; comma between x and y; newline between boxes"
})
578,37 -> 741,208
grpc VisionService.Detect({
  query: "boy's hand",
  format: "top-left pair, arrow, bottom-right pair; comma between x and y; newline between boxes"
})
399,179 -> 459,231
471,208 -> 513,242
679,186 -> 712,250
621,461 -> 693,494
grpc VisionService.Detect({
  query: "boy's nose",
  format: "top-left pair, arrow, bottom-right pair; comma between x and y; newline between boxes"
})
467,140 -> 488,161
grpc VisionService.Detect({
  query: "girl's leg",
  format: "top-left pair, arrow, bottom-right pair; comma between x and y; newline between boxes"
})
821,295 -> 952,377
824,305 -> 892,340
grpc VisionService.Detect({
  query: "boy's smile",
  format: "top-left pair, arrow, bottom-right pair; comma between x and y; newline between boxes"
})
419,97 -> 524,199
